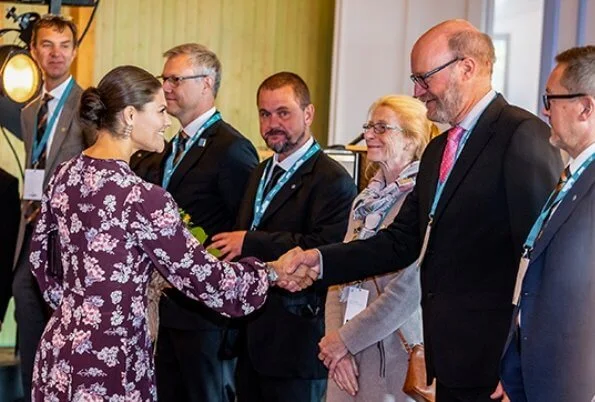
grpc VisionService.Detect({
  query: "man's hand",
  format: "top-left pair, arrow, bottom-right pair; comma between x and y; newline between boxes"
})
318,329 -> 349,372
277,247 -> 321,277
211,231 -> 247,261
490,382 -> 510,401
332,354 -> 359,396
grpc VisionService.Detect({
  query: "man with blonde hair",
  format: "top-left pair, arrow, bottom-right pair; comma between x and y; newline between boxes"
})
132,43 -> 259,402
277,19 -> 563,401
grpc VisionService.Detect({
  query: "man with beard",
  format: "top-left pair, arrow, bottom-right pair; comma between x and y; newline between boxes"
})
274,20 -> 563,402
211,71 -> 357,402
132,43 -> 259,402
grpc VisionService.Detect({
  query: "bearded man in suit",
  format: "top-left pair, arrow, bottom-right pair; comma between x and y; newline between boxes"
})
275,19 -> 563,402
211,71 -> 357,402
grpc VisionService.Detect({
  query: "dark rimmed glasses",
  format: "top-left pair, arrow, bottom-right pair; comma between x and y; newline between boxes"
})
542,93 -> 586,111
157,74 -> 208,87
410,57 -> 463,89
362,122 -> 402,135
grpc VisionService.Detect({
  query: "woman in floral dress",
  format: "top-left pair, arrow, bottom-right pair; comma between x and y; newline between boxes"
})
29,66 -> 272,401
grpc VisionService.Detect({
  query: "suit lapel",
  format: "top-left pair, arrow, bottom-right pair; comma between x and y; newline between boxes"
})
256,151 -> 320,228
530,163 -> 595,261
46,84 -> 82,173
166,123 -> 218,192
433,95 -> 506,222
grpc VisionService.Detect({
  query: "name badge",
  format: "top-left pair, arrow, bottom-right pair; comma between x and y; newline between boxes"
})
343,286 -> 369,324
23,169 -> 45,200
512,257 -> 530,305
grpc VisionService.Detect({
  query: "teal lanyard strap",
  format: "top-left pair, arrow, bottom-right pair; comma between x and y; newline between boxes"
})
162,112 -> 222,189
250,142 -> 321,230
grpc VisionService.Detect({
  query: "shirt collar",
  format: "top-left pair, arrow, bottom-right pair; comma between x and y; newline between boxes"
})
183,106 -> 217,138
568,141 -> 595,175
458,89 -> 497,132
274,136 -> 315,171
43,75 -> 73,102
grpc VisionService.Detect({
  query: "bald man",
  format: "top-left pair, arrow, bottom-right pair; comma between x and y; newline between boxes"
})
276,19 -> 563,401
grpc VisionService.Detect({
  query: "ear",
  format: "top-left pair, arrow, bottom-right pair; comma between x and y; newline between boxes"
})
459,57 -> 477,80
122,105 -> 136,126
202,75 -> 214,95
578,96 -> 594,121
304,104 -> 315,127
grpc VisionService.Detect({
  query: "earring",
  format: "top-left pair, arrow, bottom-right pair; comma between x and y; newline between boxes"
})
124,124 -> 133,137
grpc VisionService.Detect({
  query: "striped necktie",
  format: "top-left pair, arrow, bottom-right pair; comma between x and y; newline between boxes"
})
35,93 -> 54,169
538,166 -> 571,237
173,131 -> 189,165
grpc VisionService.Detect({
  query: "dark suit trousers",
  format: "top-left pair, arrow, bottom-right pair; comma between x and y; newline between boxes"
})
156,326 -> 236,402
12,224 -> 50,402
436,381 -> 500,402
236,350 -> 326,402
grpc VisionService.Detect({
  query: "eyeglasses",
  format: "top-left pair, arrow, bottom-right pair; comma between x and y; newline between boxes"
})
410,57 -> 463,89
362,122 -> 402,135
542,93 -> 586,111
157,74 -> 208,87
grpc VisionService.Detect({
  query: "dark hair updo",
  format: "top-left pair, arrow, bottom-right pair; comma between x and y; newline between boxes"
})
80,65 -> 162,137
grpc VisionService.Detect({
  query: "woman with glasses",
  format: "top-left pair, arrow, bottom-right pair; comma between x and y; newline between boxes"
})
321,95 -> 438,401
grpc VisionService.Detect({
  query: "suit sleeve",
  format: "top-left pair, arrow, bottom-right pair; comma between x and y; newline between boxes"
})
503,117 -> 562,257
218,138 -> 259,218
242,171 -> 357,261
339,265 -> 421,354
0,175 -> 21,320
318,182 -> 422,287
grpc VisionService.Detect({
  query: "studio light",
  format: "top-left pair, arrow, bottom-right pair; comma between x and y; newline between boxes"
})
0,45 -> 41,104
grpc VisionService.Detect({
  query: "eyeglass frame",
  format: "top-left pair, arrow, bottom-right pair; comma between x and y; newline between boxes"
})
410,57 -> 464,89
362,122 -> 403,135
157,74 -> 208,87
542,93 -> 587,111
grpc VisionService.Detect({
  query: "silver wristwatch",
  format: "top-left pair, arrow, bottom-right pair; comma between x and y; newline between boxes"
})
265,263 -> 279,283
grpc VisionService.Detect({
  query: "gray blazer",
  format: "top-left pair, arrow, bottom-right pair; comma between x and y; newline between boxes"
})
325,166 -> 422,402
14,80 -> 91,264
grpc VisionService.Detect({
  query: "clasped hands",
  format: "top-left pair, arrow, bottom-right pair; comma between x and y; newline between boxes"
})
267,247 -> 321,292
210,231 -> 321,293
319,329 -> 359,396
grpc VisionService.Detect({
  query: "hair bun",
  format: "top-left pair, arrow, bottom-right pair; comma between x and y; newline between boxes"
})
79,87 -> 107,130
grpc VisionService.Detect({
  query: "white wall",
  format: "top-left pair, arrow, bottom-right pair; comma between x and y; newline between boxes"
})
493,0 -> 544,114
329,0 -> 487,145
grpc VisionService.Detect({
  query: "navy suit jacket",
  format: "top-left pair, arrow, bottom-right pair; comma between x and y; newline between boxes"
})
318,95 -> 563,387
236,149 -> 357,378
501,160 -> 595,402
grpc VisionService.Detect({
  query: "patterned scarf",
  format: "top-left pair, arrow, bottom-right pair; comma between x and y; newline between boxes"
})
351,161 -> 419,240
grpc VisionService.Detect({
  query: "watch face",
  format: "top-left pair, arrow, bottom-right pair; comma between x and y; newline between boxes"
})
267,264 -> 279,282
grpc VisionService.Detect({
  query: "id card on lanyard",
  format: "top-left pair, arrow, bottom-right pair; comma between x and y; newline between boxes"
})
512,154 -> 595,305
161,112 -> 222,189
24,79 -> 75,200
417,127 -> 473,267
250,142 -> 321,230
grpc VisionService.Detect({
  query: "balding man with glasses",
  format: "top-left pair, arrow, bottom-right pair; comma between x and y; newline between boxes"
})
131,43 -> 259,402
275,19 -> 563,402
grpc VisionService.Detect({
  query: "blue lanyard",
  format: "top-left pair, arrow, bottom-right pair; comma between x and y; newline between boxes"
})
428,127 -> 473,221
162,112 -> 222,189
523,154 -> 595,256
250,142 -> 321,230
32,79 -> 75,166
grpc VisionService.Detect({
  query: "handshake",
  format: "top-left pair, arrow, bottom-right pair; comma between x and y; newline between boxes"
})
267,247 -> 322,292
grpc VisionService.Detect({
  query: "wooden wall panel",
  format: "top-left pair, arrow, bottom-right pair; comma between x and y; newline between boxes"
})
92,0 -> 336,146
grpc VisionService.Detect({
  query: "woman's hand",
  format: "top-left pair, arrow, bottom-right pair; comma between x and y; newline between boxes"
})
332,354 -> 359,396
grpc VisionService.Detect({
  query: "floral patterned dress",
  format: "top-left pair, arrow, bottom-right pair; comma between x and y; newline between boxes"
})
29,154 -> 269,401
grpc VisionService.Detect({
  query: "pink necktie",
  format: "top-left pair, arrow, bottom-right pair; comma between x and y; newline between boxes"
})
439,125 -> 465,183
